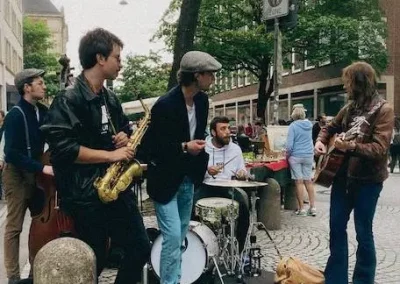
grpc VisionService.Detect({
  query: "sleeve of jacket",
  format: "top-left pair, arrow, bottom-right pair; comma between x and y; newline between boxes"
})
40,95 -> 82,166
317,105 -> 347,144
4,110 -> 44,172
352,103 -> 394,160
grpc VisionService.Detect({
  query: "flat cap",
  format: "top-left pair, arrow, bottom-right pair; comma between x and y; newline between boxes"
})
180,51 -> 222,73
14,68 -> 46,90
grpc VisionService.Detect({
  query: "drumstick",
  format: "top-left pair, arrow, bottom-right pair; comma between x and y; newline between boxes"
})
222,156 -> 237,168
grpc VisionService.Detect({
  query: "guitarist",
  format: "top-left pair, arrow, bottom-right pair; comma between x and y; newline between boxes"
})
314,62 -> 394,284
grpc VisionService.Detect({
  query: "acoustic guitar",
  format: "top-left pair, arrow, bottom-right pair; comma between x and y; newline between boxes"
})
314,99 -> 385,187
313,129 -> 359,188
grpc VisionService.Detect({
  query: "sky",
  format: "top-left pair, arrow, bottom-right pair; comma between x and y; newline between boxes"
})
50,0 -> 173,74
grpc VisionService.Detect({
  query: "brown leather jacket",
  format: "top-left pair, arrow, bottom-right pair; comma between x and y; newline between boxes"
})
317,96 -> 394,184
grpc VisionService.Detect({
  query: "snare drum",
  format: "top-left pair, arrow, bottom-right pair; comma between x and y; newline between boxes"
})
195,197 -> 239,226
150,221 -> 219,284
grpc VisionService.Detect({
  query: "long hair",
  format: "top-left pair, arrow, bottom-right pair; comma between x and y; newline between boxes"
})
342,62 -> 378,112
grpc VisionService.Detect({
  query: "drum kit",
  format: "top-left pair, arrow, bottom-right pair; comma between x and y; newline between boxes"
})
148,179 -> 268,284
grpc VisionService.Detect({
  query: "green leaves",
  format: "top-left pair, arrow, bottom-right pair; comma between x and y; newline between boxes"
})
115,52 -> 170,103
23,17 -> 61,98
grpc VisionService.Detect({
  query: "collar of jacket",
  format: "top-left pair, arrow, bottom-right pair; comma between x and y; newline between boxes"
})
75,73 -> 107,101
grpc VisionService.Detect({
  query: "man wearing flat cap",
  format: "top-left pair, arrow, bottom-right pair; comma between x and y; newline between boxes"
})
3,69 -> 53,284
141,50 -> 221,284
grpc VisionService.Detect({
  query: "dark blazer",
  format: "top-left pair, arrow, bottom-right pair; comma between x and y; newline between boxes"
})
141,86 -> 209,204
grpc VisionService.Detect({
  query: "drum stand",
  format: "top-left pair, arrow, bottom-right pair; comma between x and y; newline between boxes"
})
212,188 -> 241,284
239,188 -> 263,279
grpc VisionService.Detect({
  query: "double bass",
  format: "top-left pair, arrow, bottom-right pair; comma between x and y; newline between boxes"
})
28,55 -> 76,264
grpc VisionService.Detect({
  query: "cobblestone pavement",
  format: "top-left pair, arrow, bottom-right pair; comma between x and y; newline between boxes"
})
1,174 -> 399,283
99,173 -> 400,284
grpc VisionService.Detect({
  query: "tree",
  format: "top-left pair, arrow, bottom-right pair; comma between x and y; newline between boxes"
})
23,17 -> 60,98
156,0 -> 202,90
154,0 -> 388,122
115,52 -> 170,103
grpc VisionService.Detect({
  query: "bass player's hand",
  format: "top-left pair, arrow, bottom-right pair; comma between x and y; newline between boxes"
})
314,141 -> 327,156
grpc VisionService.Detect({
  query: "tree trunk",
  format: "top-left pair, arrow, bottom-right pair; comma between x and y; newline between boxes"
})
256,69 -> 273,124
167,0 -> 202,91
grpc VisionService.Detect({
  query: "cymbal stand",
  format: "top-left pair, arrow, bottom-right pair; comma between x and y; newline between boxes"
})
239,188 -> 263,278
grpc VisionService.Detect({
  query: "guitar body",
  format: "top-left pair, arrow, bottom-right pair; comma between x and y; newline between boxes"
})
314,135 -> 346,187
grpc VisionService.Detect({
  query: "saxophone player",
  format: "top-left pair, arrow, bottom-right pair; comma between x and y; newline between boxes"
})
41,28 -> 150,284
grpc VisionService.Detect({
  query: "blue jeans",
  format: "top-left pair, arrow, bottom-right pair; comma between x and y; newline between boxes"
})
154,177 -> 194,284
324,180 -> 382,284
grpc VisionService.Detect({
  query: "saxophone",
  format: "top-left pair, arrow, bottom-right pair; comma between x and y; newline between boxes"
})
94,98 -> 151,203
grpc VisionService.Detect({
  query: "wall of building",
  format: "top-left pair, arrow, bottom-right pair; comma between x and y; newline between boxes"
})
25,13 -> 68,55
0,0 -> 24,111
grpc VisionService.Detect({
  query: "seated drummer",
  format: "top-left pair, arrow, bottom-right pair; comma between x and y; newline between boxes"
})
193,116 -> 250,251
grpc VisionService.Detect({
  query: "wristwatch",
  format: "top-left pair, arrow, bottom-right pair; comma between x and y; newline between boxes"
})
182,142 -> 188,154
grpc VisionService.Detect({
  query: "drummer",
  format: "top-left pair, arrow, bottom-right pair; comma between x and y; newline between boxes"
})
193,116 -> 250,251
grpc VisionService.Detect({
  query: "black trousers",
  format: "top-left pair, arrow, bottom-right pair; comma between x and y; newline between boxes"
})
71,191 -> 151,284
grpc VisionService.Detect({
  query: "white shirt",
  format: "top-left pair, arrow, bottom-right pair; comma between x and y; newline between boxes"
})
187,104 -> 197,140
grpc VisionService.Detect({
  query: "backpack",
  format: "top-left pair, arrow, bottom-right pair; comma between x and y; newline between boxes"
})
275,257 -> 325,284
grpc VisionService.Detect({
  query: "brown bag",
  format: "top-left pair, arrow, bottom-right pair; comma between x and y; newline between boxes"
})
274,257 -> 325,284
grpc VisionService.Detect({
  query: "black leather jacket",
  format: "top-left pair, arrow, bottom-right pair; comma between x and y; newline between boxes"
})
41,74 -> 130,213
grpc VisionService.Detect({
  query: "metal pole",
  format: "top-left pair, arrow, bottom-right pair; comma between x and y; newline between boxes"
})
273,17 -> 280,125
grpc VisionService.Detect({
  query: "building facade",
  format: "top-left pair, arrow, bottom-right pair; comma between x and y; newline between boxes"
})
210,0 -> 399,126
22,0 -> 68,55
0,0 -> 24,111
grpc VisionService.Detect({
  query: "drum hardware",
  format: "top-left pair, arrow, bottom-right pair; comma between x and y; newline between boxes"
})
249,247 -> 262,276
239,183 -> 268,278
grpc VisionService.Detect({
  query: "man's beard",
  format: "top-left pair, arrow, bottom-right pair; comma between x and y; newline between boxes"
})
215,135 -> 230,146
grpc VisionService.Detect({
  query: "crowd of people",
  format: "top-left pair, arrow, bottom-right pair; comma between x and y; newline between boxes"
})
0,26 -> 396,284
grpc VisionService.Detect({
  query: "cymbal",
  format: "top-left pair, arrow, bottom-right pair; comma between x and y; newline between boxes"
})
204,179 -> 268,188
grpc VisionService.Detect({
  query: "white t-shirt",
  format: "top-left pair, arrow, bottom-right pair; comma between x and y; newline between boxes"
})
187,104 -> 197,140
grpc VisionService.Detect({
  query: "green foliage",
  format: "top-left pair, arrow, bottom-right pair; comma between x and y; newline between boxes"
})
285,0 -> 388,73
23,17 -> 61,97
154,0 -> 388,81
115,52 -> 170,103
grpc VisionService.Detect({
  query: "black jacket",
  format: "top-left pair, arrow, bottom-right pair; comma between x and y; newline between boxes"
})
41,74 -> 130,212
140,86 -> 209,204
4,98 -> 48,172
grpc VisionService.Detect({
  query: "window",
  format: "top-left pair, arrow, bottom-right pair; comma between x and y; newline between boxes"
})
13,49 -> 17,72
4,0 -> 10,24
18,56 -> 22,72
291,49 -> 303,73
238,68 -> 245,87
0,29 -> 2,63
304,51 -> 315,70
319,35 -> 331,66
5,40 -> 11,69
231,71 -> 237,89
12,10 -> 16,35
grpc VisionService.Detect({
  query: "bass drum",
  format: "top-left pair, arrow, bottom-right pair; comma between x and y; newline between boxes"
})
150,221 -> 219,284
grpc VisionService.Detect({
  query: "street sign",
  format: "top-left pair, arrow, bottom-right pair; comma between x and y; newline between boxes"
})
262,0 -> 289,21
